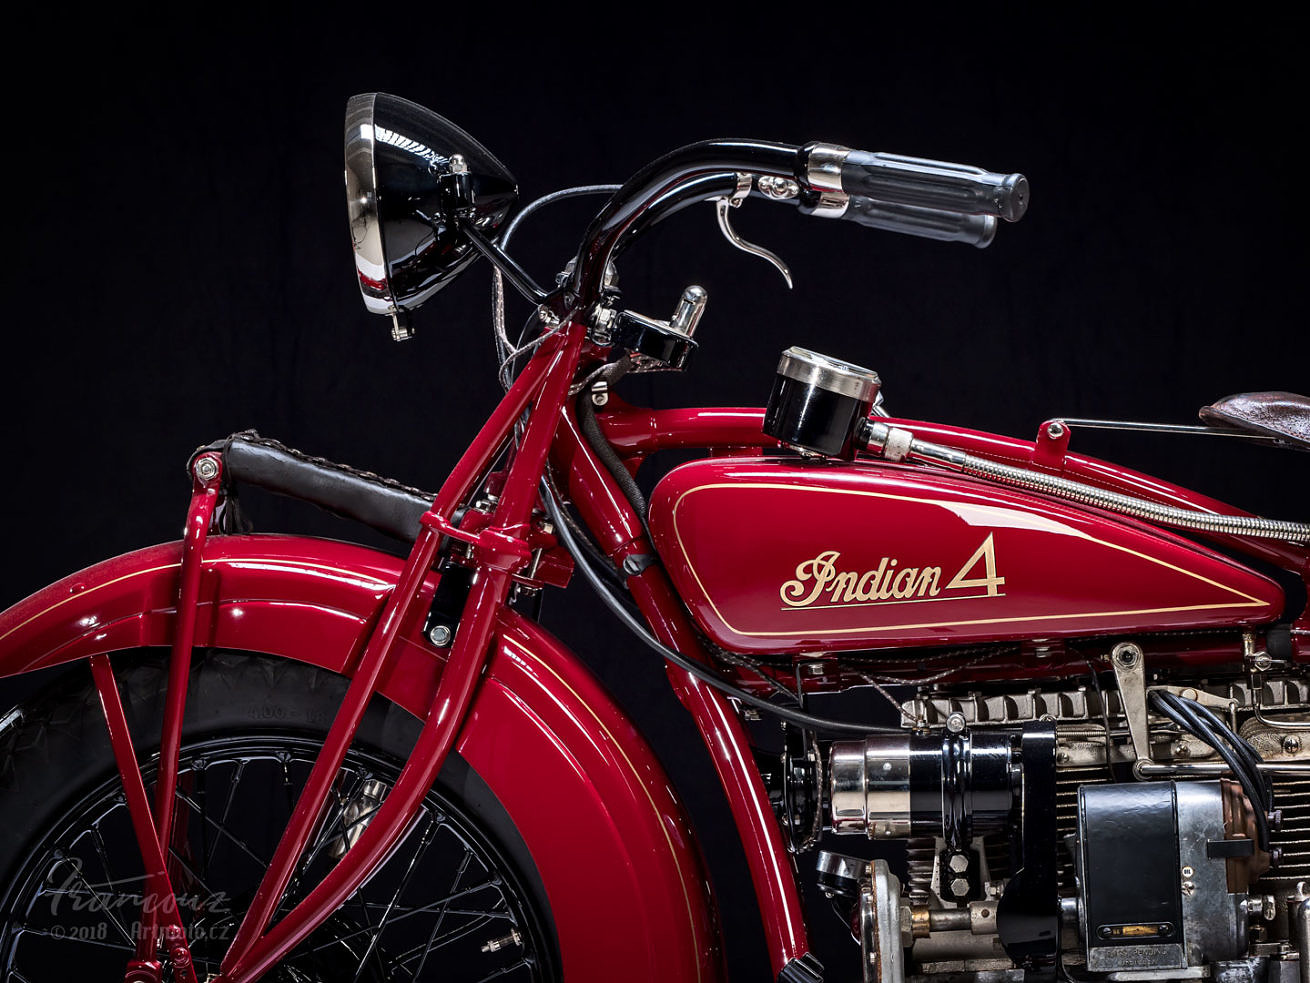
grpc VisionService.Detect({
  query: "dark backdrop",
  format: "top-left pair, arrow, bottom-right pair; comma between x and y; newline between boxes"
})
4,11 -> 1309,978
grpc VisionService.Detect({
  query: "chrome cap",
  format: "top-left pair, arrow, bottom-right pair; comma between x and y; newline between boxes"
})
776,347 -> 880,402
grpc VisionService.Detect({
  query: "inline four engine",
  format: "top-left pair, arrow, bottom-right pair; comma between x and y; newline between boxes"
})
772,655 -> 1310,983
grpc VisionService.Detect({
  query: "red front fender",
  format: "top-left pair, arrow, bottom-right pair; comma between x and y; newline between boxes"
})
0,534 -> 723,982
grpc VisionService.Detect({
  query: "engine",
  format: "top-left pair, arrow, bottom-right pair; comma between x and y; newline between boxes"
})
768,644 -> 1310,983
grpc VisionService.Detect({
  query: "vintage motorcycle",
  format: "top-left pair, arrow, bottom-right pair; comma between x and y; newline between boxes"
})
1,91 -> 1308,983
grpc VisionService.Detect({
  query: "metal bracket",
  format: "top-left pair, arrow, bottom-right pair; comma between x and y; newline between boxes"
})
1246,632 -> 1310,731
1112,642 -> 1152,765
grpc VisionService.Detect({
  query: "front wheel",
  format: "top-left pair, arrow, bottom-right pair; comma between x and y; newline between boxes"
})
0,650 -> 559,982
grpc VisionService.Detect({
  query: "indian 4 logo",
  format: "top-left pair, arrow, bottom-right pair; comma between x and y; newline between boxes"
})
779,534 -> 1005,609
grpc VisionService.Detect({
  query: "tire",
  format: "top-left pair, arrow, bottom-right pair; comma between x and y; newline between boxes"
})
0,649 -> 560,982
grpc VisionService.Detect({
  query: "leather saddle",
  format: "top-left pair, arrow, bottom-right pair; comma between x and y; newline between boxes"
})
1199,391 -> 1310,451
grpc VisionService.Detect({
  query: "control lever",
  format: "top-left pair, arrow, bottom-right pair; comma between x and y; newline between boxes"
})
715,173 -> 793,288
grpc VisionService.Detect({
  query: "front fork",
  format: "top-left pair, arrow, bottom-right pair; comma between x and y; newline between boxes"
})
93,324 -> 585,982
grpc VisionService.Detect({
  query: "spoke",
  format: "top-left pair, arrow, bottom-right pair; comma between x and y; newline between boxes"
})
51,858 -> 137,946
204,758 -> 247,871
471,960 -> 532,983
389,913 -> 507,969
304,878 -> 499,955
284,770 -> 371,907
392,911 -> 529,972
173,789 -> 267,867
349,814 -> 440,983
167,843 -> 219,901
196,760 -> 212,884
410,852 -> 472,981
300,772 -> 374,872
89,820 -> 118,889
3,742 -> 542,983
281,753 -> 296,814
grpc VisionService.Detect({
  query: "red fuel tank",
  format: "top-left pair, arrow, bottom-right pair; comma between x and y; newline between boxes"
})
646,458 -> 1284,655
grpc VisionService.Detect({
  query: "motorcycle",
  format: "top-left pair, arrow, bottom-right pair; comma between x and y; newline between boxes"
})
0,89 -> 1307,983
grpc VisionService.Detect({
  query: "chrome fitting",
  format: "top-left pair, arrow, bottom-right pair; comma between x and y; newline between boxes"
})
193,456 -> 220,482
804,143 -> 849,192
757,175 -> 801,200
802,143 -> 851,218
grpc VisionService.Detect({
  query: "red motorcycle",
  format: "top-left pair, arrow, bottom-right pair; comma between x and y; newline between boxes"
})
1,92 -> 1307,983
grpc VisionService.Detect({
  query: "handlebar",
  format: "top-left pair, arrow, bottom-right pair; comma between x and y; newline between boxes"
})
560,139 -> 1027,318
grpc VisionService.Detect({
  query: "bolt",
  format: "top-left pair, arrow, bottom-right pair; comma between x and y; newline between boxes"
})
1173,740 -> 1191,759
1180,688 -> 1199,701
1284,735 -> 1303,755
1159,923 -> 1174,937
193,456 -> 219,481
948,853 -> 970,873
1112,643 -> 1140,668
805,662 -> 826,677
1254,654 -> 1274,672
538,519 -> 554,536
1181,880 -> 1195,896
946,712 -> 967,734
1263,895 -> 1278,921
1097,926 -> 1113,940
1046,422 -> 1066,439
950,876 -> 970,897
427,624 -> 453,647
1056,747 -> 1071,765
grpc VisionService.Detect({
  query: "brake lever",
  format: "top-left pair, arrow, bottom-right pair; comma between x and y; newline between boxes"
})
715,173 -> 793,289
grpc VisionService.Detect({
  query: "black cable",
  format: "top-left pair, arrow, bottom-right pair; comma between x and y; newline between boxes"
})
1159,691 -> 1267,804
1179,696 -> 1272,802
1153,695 -> 1267,843
1148,691 -> 1271,849
576,392 -> 648,520
540,481 -> 903,736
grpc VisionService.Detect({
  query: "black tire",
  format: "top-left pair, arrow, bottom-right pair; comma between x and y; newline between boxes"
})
0,649 -> 560,981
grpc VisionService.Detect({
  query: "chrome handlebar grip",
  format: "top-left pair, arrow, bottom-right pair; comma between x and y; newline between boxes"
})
802,143 -> 1028,223
839,197 -> 998,248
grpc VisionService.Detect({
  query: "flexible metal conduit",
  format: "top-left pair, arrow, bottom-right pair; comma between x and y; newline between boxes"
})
863,422 -> 1310,542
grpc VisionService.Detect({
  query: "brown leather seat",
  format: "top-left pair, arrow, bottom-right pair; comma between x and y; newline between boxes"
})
1199,391 -> 1310,451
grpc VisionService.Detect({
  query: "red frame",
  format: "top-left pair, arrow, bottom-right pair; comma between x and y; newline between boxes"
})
1,334 -> 1305,980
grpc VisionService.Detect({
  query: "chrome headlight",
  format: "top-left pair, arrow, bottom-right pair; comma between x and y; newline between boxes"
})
344,92 -> 518,338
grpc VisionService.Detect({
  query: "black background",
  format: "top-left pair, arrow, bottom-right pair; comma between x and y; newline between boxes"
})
4,11 -> 1309,978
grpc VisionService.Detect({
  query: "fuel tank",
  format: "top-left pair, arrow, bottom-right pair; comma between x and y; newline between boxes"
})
646,458 -> 1284,655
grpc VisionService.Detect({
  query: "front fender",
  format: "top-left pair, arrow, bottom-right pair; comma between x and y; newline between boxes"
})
0,534 -> 722,982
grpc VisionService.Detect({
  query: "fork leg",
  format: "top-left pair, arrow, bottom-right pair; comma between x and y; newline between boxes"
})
90,653 -> 199,983
135,453 -> 222,957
